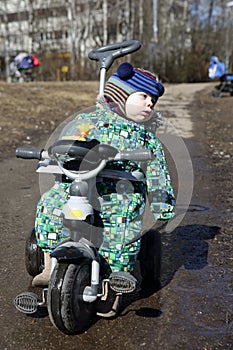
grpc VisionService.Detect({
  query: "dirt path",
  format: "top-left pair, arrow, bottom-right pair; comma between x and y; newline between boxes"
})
0,81 -> 232,350
157,82 -> 210,138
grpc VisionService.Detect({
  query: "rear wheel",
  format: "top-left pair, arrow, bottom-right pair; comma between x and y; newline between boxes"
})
48,259 -> 96,335
25,229 -> 44,277
137,230 -> 161,296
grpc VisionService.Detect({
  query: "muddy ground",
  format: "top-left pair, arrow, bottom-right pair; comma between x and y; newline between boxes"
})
0,81 -> 232,350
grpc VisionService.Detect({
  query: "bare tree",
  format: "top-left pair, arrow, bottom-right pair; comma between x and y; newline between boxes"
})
102,0 -> 108,45
1,0 -> 11,82
67,0 -> 76,79
1,0 -> 232,82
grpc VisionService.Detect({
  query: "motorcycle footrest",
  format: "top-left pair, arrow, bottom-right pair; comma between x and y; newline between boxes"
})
14,292 -> 39,314
109,272 -> 137,293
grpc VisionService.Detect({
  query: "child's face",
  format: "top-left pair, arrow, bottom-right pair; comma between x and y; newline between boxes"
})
125,92 -> 157,123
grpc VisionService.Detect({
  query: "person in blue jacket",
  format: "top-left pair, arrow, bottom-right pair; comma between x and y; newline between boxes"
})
32,62 -> 175,287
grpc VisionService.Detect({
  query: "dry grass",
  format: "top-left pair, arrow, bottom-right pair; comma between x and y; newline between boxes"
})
0,81 -> 99,159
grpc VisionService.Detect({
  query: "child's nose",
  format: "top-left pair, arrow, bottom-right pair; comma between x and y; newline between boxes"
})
146,98 -> 153,108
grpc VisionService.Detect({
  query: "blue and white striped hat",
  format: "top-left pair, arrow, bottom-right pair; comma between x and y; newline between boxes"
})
104,62 -> 164,116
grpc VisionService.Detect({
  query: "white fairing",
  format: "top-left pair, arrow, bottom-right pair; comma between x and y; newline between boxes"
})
62,196 -> 93,220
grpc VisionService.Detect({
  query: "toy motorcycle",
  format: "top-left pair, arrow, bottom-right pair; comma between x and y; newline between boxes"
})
14,40 -> 161,335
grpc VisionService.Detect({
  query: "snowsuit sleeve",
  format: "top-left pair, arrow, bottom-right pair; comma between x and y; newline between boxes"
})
145,130 -> 175,220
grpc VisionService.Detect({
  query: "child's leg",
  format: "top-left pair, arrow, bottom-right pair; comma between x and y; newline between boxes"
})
97,180 -> 146,272
35,181 -> 71,252
32,251 -> 51,287
32,182 -> 70,286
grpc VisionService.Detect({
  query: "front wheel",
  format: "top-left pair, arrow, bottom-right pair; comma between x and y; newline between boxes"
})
48,259 -> 96,335
25,229 -> 44,277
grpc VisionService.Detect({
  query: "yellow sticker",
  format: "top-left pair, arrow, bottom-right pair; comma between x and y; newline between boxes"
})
67,209 -> 83,218
61,123 -> 94,141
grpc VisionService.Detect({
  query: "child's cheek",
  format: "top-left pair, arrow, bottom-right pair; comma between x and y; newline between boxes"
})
126,103 -> 143,118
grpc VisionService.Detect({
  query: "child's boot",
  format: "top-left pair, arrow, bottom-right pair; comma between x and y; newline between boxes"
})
32,252 -> 51,287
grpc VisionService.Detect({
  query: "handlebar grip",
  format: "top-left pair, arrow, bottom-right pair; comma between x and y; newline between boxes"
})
16,147 -> 43,160
88,40 -> 141,71
119,149 -> 155,161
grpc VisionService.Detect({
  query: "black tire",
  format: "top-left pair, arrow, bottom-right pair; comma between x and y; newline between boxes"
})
25,229 -> 44,277
48,259 -> 96,335
137,230 -> 161,296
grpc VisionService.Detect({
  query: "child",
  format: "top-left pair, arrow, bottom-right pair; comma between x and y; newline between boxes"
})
32,62 -> 175,287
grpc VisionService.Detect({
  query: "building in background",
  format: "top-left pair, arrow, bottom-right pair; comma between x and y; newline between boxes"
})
0,0 -> 148,80
0,0 -> 231,82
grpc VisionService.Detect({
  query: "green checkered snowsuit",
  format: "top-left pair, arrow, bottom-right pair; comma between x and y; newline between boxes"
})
35,107 -> 175,272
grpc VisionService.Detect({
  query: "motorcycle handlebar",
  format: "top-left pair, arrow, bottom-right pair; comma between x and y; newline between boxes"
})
53,146 -> 154,182
15,142 -> 154,183
48,140 -> 153,162
88,40 -> 141,71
